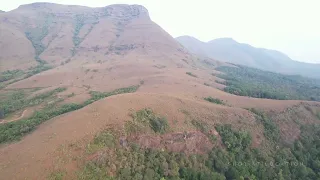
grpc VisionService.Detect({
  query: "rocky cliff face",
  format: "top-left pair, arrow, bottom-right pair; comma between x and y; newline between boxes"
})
16,3 -> 150,19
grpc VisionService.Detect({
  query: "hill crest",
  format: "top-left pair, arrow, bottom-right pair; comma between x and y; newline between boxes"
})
11,3 -> 150,23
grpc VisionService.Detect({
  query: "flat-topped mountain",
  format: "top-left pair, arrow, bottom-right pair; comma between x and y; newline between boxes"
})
0,3 -> 190,71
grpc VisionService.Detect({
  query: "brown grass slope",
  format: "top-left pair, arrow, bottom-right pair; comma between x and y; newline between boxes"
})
2,3 -> 196,91
0,93 -> 264,179
1,90 -> 319,179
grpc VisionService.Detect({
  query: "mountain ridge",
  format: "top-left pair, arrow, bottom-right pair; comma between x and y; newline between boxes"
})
176,35 -> 320,78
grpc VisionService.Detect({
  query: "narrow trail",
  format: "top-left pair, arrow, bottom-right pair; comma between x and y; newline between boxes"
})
0,109 -> 28,124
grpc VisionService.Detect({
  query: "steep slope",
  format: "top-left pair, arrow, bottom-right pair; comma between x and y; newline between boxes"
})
0,3 -> 196,90
176,36 -> 320,78
0,3 -> 190,71
0,14 -> 37,70
175,36 -> 208,57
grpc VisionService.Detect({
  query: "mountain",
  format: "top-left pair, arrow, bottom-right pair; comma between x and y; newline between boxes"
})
1,3 -> 320,180
0,3 -> 193,71
0,2 -> 199,89
176,36 -> 320,78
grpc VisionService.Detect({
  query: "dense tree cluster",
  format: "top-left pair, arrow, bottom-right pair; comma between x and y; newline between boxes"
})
81,119 -> 320,180
124,108 -> 170,136
248,108 -> 280,142
24,14 -> 55,64
216,65 -> 320,101
0,65 -> 52,90
0,70 -> 24,83
26,64 -> 52,77
0,88 -> 66,118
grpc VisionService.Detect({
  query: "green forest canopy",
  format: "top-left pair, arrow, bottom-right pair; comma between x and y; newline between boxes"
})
80,122 -> 320,180
215,65 -> 320,101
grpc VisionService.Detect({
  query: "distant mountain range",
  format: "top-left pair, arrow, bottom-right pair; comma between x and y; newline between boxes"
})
176,36 -> 320,79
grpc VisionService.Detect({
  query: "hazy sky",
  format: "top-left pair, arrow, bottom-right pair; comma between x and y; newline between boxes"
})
1,0 -> 320,63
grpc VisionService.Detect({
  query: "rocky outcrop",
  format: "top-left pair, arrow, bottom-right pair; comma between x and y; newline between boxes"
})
16,3 -> 150,20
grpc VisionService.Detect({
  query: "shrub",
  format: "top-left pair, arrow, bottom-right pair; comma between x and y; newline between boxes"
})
127,108 -> 169,134
48,170 -> 66,180
132,108 -> 154,123
125,120 -> 146,135
215,80 -> 226,85
78,162 -> 110,180
191,120 -> 210,134
191,119 -> 217,143
248,108 -> 280,141
149,116 -> 169,134
0,70 -> 24,82
186,72 -> 198,78
93,131 -> 115,148
84,85 -> 139,106
215,124 -> 252,152
0,109 -> 4,119
204,97 -> 224,105
67,93 -> 75,98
